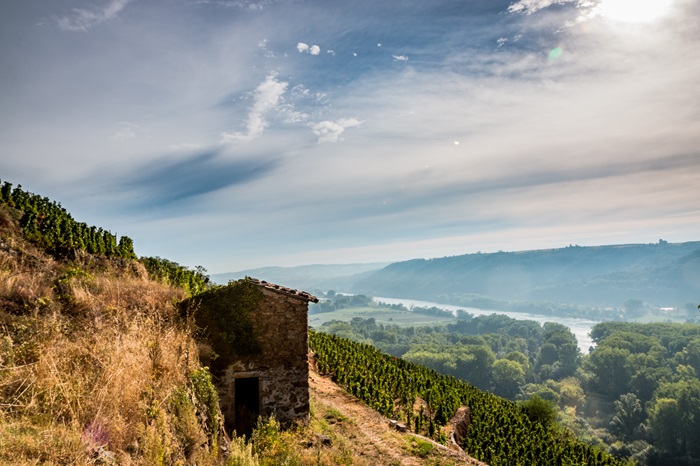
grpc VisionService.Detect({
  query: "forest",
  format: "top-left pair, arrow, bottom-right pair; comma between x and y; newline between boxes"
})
316,291 -> 700,465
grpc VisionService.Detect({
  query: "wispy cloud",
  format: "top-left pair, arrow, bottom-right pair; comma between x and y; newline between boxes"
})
392,54 -> 409,61
507,0 -> 579,15
110,122 -> 144,142
310,118 -> 363,143
221,74 -> 289,143
194,0 -> 273,11
56,0 -> 136,32
119,150 -> 278,207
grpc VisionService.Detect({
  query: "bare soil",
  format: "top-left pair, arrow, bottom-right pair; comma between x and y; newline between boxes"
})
309,368 -> 488,466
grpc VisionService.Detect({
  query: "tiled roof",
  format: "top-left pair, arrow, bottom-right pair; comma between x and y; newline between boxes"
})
247,277 -> 319,303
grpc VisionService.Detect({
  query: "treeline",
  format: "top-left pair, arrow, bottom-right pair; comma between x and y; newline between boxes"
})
320,314 -> 579,398
0,180 -> 135,259
442,293 -> 624,321
310,330 -> 628,466
311,293 -> 461,319
309,292 -> 373,313
0,180 -> 209,297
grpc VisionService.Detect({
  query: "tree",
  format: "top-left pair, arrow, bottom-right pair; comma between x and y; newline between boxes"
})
648,398 -> 682,456
585,346 -> 632,400
648,379 -> 700,459
520,395 -> 557,426
610,393 -> 645,441
492,359 -> 525,399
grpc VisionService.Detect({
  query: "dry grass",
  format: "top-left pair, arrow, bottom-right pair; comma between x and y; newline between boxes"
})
2,204 -> 462,466
0,207 -> 257,465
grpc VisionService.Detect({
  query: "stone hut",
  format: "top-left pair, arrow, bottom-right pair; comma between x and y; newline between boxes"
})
214,278 -> 318,436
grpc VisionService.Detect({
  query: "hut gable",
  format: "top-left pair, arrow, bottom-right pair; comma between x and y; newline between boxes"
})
203,278 -> 318,436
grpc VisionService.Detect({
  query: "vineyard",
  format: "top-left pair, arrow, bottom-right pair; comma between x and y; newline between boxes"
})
0,180 -> 136,259
310,331 -> 631,466
0,180 -> 208,295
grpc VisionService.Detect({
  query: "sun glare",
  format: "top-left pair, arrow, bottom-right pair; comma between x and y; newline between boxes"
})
598,0 -> 673,23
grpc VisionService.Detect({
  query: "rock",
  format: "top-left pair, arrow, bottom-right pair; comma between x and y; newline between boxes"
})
94,446 -> 116,465
314,433 -> 332,446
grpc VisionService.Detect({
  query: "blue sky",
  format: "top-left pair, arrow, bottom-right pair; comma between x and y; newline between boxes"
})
1,0 -> 699,273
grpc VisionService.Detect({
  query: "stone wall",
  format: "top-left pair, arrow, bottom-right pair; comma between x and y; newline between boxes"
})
218,285 -> 311,429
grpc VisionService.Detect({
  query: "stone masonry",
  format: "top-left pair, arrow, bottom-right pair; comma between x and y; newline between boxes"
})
218,278 -> 318,432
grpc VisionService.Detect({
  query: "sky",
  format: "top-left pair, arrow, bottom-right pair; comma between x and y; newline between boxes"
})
1,0 -> 699,273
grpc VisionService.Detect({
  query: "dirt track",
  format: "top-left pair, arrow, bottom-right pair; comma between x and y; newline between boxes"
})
309,369 -> 488,466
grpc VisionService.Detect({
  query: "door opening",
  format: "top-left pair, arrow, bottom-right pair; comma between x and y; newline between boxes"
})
234,377 -> 260,437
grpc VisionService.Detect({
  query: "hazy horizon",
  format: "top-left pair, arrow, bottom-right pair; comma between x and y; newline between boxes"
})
2,0 -> 699,273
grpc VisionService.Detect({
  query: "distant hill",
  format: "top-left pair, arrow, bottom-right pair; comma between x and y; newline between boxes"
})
349,242 -> 700,308
210,262 -> 390,292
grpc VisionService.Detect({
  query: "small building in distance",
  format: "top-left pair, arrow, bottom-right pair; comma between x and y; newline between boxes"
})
186,277 -> 318,436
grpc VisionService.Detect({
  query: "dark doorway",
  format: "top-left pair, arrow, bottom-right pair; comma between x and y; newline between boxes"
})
234,377 -> 260,437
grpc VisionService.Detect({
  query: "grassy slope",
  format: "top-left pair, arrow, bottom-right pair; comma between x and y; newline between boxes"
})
0,205 -> 227,464
0,203 -> 475,466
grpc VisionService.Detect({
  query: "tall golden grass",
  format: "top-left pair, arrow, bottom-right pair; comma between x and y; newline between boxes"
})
0,207 -> 256,465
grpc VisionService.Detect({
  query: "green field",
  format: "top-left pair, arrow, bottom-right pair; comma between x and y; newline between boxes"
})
308,305 -> 456,329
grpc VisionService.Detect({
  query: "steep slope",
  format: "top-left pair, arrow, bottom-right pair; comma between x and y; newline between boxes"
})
307,367 -> 485,466
0,186 -> 478,466
0,202 -> 228,464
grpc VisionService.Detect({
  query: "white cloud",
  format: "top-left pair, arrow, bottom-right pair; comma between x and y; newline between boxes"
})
202,0 -> 271,11
221,74 -> 289,143
507,0 -> 573,14
110,122 -> 143,142
327,49 -> 336,56
291,85 -> 310,97
297,42 -> 321,55
279,106 -> 310,124
392,54 -> 409,61
56,0 -> 136,32
310,118 -> 363,143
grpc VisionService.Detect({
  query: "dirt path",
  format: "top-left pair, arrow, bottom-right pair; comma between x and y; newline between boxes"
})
309,369 -> 487,466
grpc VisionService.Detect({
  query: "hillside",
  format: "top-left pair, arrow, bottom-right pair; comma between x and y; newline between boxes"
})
0,182 -> 638,466
0,200 -> 228,463
350,242 -> 700,308
305,367 -> 483,466
211,262 -> 389,292
0,186 -> 469,465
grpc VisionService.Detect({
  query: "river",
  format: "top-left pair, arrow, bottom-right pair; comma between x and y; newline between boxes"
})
372,296 -> 599,354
